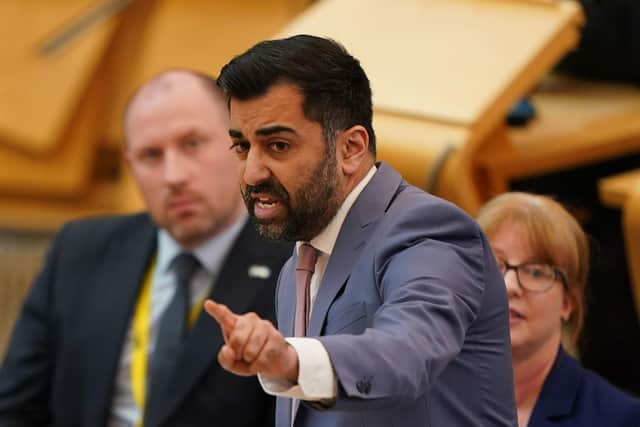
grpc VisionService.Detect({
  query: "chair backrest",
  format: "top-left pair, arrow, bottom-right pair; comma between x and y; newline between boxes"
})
599,169 -> 640,321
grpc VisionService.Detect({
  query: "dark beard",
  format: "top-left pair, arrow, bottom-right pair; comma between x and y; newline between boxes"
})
242,151 -> 342,242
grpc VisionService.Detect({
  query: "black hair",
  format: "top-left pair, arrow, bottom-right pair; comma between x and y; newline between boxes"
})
218,34 -> 376,156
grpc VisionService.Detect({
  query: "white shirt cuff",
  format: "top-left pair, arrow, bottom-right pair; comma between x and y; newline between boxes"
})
258,337 -> 337,400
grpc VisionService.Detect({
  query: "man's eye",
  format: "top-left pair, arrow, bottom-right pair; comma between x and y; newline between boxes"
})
184,139 -> 202,149
229,141 -> 250,154
139,149 -> 162,162
269,141 -> 289,153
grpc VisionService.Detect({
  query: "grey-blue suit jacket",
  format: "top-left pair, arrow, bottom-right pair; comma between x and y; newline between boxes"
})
276,163 -> 517,427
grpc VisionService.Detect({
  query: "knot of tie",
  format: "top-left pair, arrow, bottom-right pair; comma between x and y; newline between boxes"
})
172,252 -> 201,287
296,243 -> 318,273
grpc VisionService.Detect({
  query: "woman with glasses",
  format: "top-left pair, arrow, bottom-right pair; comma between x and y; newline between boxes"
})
477,192 -> 640,427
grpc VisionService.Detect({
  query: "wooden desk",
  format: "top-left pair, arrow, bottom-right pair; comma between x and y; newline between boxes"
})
479,75 -> 640,186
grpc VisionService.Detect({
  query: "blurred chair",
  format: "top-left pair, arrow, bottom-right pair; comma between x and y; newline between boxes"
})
476,75 -> 640,212
0,0 -> 313,232
599,169 -> 640,322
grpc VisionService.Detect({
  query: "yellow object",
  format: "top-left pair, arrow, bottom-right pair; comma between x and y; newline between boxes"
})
131,257 -> 155,418
131,256 -> 205,424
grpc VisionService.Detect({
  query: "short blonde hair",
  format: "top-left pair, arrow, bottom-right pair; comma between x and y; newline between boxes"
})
476,192 -> 589,346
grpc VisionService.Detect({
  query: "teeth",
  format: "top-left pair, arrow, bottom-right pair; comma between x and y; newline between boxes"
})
257,201 -> 276,208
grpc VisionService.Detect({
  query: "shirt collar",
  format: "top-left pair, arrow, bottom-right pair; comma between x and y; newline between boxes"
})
298,165 -> 377,256
157,213 -> 248,274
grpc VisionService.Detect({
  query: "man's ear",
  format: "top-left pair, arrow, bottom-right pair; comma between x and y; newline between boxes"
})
339,125 -> 369,175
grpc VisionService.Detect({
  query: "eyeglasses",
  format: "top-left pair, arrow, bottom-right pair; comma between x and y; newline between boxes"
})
498,260 -> 568,293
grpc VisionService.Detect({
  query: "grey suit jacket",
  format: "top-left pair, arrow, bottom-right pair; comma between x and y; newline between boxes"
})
276,163 -> 517,427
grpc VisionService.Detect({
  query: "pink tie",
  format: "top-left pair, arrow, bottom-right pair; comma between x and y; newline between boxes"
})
294,243 -> 319,337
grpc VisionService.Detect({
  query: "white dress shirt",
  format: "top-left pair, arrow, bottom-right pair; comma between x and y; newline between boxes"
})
259,166 -> 377,401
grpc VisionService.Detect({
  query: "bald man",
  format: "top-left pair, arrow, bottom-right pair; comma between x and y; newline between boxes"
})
0,70 -> 292,427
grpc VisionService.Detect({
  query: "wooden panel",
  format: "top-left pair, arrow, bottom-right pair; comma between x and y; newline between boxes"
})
0,168 -> 144,232
599,169 -> 640,209
598,170 -> 640,321
0,59 -> 113,197
0,0 -> 311,229
481,75 -> 640,179
0,0 -> 138,196
0,1 -> 120,154
278,0 -> 582,131
103,0 -> 312,144
623,183 -> 640,322
374,112 -> 467,190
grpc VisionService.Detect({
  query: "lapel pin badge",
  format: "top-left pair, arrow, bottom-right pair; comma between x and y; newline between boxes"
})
248,264 -> 271,279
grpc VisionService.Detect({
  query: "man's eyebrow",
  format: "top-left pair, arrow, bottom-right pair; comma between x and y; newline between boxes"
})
229,125 -> 298,139
255,125 -> 297,137
229,129 -> 243,138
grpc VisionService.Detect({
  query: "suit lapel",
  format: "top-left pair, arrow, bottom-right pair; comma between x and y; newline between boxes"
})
528,347 -> 581,425
307,163 -> 402,337
81,215 -> 157,426
278,260 -> 297,337
148,221 -> 277,426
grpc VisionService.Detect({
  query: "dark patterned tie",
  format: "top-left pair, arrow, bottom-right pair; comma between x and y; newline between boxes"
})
294,243 -> 318,337
147,252 -> 200,404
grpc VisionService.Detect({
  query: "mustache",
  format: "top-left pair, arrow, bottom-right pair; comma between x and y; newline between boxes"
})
243,179 -> 289,201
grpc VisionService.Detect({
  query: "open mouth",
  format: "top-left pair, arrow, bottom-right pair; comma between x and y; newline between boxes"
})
509,309 -> 526,321
252,194 -> 285,221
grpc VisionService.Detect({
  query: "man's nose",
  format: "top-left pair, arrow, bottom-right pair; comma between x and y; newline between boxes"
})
242,149 -> 271,186
164,150 -> 190,186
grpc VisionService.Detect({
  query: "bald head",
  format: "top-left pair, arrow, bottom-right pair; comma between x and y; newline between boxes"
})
123,69 -> 225,141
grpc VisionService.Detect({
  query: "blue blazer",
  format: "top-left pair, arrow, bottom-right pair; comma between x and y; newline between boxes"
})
276,163 -> 517,427
529,347 -> 640,427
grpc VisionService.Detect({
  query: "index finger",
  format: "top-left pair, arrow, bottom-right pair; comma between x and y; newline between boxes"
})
204,299 -> 238,333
